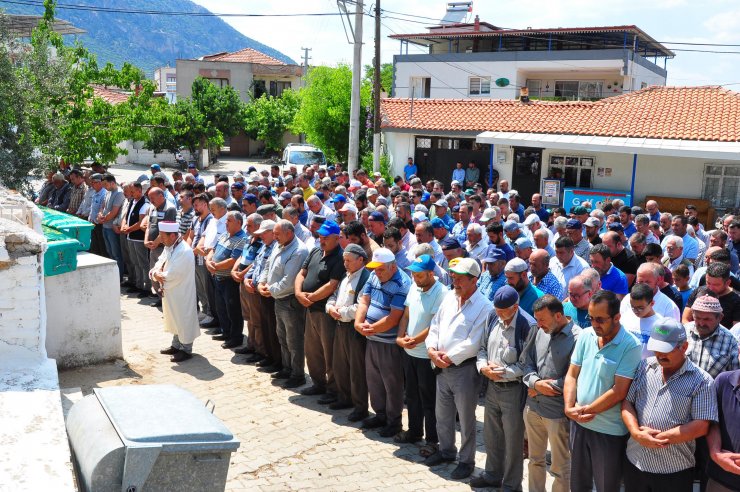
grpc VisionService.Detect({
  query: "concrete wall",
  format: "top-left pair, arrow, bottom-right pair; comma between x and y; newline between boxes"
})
44,252 -> 122,368
115,141 -> 194,167
176,59 -> 254,102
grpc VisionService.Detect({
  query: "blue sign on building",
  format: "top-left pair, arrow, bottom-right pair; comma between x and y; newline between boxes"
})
562,187 -> 633,211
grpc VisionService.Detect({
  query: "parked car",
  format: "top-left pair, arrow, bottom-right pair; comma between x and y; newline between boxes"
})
281,144 -> 327,169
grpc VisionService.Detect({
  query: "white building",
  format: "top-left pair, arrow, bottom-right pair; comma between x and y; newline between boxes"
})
390,19 -> 672,101
154,65 -> 177,103
381,86 -> 740,220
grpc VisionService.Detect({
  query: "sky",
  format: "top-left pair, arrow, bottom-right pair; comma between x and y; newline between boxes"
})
191,0 -> 740,88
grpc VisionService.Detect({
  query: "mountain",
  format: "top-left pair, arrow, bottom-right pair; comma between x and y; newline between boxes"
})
1,0 -> 296,75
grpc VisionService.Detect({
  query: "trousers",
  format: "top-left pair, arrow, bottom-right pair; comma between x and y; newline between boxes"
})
120,233 -> 135,285
482,381 -> 526,490
570,422 -> 628,492
213,276 -> 244,344
365,340 -> 404,427
259,295 -> 281,365
274,296 -> 305,379
401,351 -> 438,443
304,310 -> 336,392
623,458 -> 694,492
333,321 -> 368,412
524,404 -> 570,492
436,362 -> 479,465
194,263 -> 216,319
103,227 -> 123,280
128,239 -> 151,291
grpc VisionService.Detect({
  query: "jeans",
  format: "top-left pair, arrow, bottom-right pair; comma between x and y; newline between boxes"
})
213,276 -> 244,344
102,227 -> 123,280
402,351 -> 438,443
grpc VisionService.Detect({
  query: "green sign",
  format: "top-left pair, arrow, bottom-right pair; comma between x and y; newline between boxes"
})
495,78 -> 510,87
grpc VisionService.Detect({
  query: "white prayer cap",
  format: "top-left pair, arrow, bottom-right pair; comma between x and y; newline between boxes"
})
159,221 -> 179,233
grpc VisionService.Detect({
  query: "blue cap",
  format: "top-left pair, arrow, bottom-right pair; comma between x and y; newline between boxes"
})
331,194 -> 347,203
369,211 -> 386,223
430,217 -> 447,229
243,193 -> 257,204
493,285 -> 519,309
317,220 -> 341,236
503,220 -> 520,232
150,164 -> 161,170
279,191 -> 293,200
315,191 -> 325,200
566,218 -> 583,230
328,165 -> 335,171
440,236 -> 462,251
248,166 -> 257,173
408,254 -> 436,273
421,191 -> 430,202
482,245 -> 506,263
187,162 -> 196,169
231,182 -> 245,190
608,222 -> 624,232
514,237 -> 533,250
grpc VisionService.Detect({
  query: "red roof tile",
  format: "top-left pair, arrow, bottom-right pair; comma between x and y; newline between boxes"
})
201,47 -> 285,65
380,86 -> 740,142
92,85 -> 131,105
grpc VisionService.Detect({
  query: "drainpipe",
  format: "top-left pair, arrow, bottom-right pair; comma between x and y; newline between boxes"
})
489,144 -> 495,188
630,154 -> 638,204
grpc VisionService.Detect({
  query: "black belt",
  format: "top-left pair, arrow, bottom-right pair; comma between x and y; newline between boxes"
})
456,357 -> 477,367
492,380 -> 521,386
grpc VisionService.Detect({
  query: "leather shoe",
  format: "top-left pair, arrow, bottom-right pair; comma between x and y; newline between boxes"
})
317,393 -> 338,405
221,340 -> 241,349
170,351 -> 193,363
205,329 -> 221,336
242,354 -> 265,364
270,369 -> 291,379
361,416 -> 386,429
152,299 -> 162,307
233,346 -> 255,355
328,401 -> 353,410
159,346 -> 178,355
300,385 -> 326,396
347,410 -> 369,422
257,364 -> 281,373
393,430 -> 422,444
450,463 -> 474,480
200,320 -> 219,328
468,475 -> 501,489
211,334 -> 226,341
281,377 -> 306,389
378,425 -> 402,438
423,451 -> 455,467
256,358 -> 275,367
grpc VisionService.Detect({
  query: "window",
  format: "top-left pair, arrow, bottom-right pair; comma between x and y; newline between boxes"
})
269,81 -> 292,97
416,138 -> 432,148
526,79 -> 542,98
205,78 -> 229,88
437,138 -> 459,150
548,155 -> 593,188
703,164 -> 740,210
469,76 -> 491,96
166,76 -> 176,83
554,80 -> 603,100
554,81 -> 579,99
410,77 -> 431,98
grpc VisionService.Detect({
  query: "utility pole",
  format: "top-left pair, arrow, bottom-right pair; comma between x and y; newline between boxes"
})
300,46 -> 312,80
372,0 -> 381,172
346,0 -> 363,174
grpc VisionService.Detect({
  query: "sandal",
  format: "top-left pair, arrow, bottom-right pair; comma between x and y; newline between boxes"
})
393,430 -> 423,444
419,442 -> 439,458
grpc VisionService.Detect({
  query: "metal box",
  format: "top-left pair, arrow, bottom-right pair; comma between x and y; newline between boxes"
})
43,225 -> 79,276
66,385 -> 240,492
40,206 -> 94,251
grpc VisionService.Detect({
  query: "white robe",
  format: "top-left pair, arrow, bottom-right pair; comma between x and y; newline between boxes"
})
151,240 -> 200,344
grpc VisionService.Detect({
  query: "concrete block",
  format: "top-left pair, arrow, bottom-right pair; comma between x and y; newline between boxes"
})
15,255 -> 41,266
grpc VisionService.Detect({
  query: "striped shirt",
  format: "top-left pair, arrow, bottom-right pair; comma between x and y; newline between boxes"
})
178,208 -> 195,235
530,270 -> 565,300
212,230 -> 247,279
626,357 -> 717,474
248,241 -> 276,282
686,322 -> 740,378
361,269 -> 412,343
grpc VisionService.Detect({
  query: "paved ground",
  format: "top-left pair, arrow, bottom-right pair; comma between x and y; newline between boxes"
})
106,157 -> 273,186
59,290 -> 555,491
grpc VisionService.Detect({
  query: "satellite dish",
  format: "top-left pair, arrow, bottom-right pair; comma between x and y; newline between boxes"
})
495,78 -> 510,87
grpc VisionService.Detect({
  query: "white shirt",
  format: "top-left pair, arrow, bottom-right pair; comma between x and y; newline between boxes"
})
620,291 -> 680,322
426,289 -> 492,365
326,268 -> 365,323
549,253 -> 589,290
204,214 -> 227,250
465,238 -> 489,261
621,311 -> 664,359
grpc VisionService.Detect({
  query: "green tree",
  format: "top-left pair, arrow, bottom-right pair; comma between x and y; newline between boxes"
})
364,63 -> 394,95
242,89 -> 300,154
292,64 -> 371,162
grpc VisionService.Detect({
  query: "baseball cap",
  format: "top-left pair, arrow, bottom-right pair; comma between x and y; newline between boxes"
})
452,205 -> 460,213
449,257 -> 481,277
493,285 -> 519,309
317,220 -> 341,236
482,245 -> 507,263
344,243 -> 367,259
328,165 -> 336,171
440,237 -> 462,251
430,217 -> 447,229
414,204 -> 429,215
523,214 -> 540,226
150,164 -> 161,171
503,220 -> 521,232
367,248 -> 396,268
243,193 -> 258,204
514,237 -> 533,250
451,180 -> 461,186
505,257 -> 529,273
254,219 -> 276,234
584,217 -> 600,228
367,188 -> 379,197
279,191 -> 293,201
646,318 -> 687,353
480,208 -> 498,223
408,254 -> 436,273
331,194 -> 347,203
573,206 -> 588,215
566,219 -> 583,230
256,204 -> 276,216
607,222 -> 624,232
464,189 -> 475,196
231,182 -> 245,190
421,192 -> 431,202
369,211 -> 386,223
90,173 -> 103,182
434,199 -> 448,208
412,211 -> 428,223
187,162 -> 196,169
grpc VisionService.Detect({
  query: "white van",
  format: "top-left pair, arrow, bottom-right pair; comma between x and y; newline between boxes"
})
281,144 -> 327,168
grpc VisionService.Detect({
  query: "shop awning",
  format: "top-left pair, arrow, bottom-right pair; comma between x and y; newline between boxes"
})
476,131 -> 740,161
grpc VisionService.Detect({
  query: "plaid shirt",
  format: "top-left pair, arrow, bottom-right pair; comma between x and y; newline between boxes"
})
530,271 -> 566,300
66,182 -> 87,215
478,270 -> 507,302
686,322 -> 740,378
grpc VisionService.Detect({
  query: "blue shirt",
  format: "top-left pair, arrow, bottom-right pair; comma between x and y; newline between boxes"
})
623,222 -> 637,238
88,187 -> 107,223
404,164 -> 417,180
213,230 -> 247,278
451,168 -> 466,184
600,264 -> 629,295
571,326 -> 642,436
563,301 -> 590,328
534,207 -> 549,223
708,370 -> 740,490
518,282 -> 545,316
498,242 -> 516,261
452,221 -> 469,245
437,213 -> 455,232
404,281 -> 447,359
478,271 -> 507,302
362,269 -> 412,343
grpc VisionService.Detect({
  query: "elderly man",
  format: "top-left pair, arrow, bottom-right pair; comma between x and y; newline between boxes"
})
529,249 -> 565,300
563,273 -> 598,328
504,257 -> 544,316
521,295 -> 581,492
550,237 -> 589,290
144,187 -> 178,304
590,244 -> 629,299
307,194 -> 336,224
566,219 -> 591,264
66,169 -> 88,216
661,215 -> 699,263
295,220 -> 346,404
395,254 -> 447,454
662,235 -> 695,278
478,245 -> 508,302
533,228 -> 555,256
425,258 -> 491,480
470,286 -> 536,489
622,262 -> 681,321
514,237 -> 534,262
231,213 -> 264,358
355,248 -> 412,438
282,205 -> 312,243
87,173 -> 109,257
685,295 -> 740,378
621,318 -> 717,492
327,244 -> 371,420
564,289 -> 642,492
415,221 -> 446,268
122,182 -> 150,296
206,211 -> 247,349
150,221 -> 200,362
259,220 -> 310,388
47,172 -> 71,211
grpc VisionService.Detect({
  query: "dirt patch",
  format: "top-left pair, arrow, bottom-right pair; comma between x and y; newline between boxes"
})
58,359 -> 142,395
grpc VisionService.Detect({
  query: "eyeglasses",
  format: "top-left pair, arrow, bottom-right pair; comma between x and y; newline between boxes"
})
590,316 -> 614,324
630,304 -> 649,313
568,291 -> 590,299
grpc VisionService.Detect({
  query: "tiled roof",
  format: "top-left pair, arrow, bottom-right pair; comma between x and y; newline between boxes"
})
201,48 -> 285,65
380,86 -> 740,142
92,85 -> 130,105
